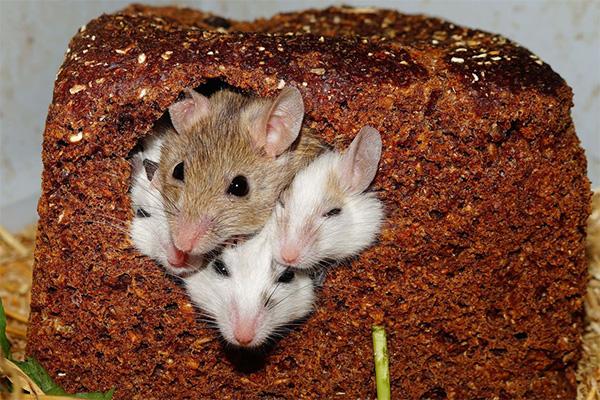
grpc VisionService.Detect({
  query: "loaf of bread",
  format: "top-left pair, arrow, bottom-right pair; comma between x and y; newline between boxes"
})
27,5 -> 590,399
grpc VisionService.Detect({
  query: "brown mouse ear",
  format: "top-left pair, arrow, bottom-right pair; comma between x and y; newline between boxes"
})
250,87 -> 304,157
168,88 -> 210,134
340,126 -> 382,194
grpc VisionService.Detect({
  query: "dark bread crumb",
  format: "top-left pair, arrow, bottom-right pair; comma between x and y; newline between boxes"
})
28,5 -> 590,399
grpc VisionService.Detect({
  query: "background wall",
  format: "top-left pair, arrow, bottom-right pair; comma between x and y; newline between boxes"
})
1,0 -> 598,231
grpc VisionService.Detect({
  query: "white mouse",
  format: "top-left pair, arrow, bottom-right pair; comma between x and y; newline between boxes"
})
184,216 -> 317,348
129,134 -> 164,218
273,126 -> 384,269
129,134 -> 204,276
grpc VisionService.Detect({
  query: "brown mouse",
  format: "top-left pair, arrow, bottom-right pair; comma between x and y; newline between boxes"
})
157,86 -> 325,261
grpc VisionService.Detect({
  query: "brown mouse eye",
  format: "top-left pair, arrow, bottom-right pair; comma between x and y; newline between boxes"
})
172,162 -> 184,181
227,175 -> 249,197
277,269 -> 295,284
324,208 -> 342,218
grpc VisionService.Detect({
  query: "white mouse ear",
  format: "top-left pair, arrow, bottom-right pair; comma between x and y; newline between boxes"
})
131,153 -> 144,177
340,126 -> 382,194
248,87 -> 304,157
143,159 -> 159,182
168,88 -> 210,134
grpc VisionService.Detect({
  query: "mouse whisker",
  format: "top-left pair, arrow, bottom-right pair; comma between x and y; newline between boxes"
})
204,247 -> 223,261
129,184 -> 179,217
90,213 -> 131,227
103,170 -> 131,181
140,180 -> 180,214
81,219 -> 130,236
129,203 -> 175,217
195,318 -> 219,328
268,282 -> 315,312
179,260 -> 205,273
82,213 -> 129,226
263,279 -> 283,308
158,190 -> 181,214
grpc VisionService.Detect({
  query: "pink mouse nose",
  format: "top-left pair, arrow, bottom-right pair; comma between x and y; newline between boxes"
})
280,245 -> 300,265
167,245 -> 188,268
233,322 -> 256,346
174,215 -> 212,253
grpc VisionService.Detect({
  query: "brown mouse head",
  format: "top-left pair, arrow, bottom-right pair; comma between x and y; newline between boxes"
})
158,87 -> 309,256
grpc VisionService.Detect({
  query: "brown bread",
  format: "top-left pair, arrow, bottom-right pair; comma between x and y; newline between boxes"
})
27,5 -> 590,399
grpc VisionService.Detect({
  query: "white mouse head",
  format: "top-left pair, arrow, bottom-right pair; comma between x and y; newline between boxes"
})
129,141 -> 203,276
274,126 -> 384,269
185,224 -> 316,348
130,134 -> 165,217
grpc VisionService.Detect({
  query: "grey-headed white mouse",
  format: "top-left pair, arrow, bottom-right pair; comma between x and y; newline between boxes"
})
273,126 -> 384,269
157,87 -> 325,264
184,215 -> 317,348
129,134 -> 164,215
129,135 -> 203,276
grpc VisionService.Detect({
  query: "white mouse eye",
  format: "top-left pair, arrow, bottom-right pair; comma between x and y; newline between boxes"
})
172,161 -> 184,181
277,269 -> 295,283
323,207 -> 342,218
136,208 -> 151,218
212,259 -> 229,277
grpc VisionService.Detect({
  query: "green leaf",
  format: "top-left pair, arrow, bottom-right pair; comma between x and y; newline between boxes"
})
13,358 -> 114,399
0,298 -> 11,359
13,357 -> 67,395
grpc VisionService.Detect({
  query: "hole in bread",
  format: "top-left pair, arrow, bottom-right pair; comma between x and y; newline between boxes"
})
202,15 -> 231,29
194,78 -> 246,97
420,386 -> 447,399
429,209 -> 445,219
489,348 -> 508,355
151,363 -> 165,378
513,332 -> 528,340
133,342 -> 149,353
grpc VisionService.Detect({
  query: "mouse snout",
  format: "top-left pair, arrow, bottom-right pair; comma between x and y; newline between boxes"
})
280,243 -> 301,266
231,304 -> 262,347
166,244 -> 188,268
233,321 -> 256,347
173,215 -> 213,253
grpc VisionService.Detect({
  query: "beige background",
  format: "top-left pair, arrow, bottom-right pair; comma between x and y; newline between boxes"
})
1,0 -> 598,230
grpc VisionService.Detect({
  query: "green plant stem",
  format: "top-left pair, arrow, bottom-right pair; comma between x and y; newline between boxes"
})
372,325 -> 391,400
